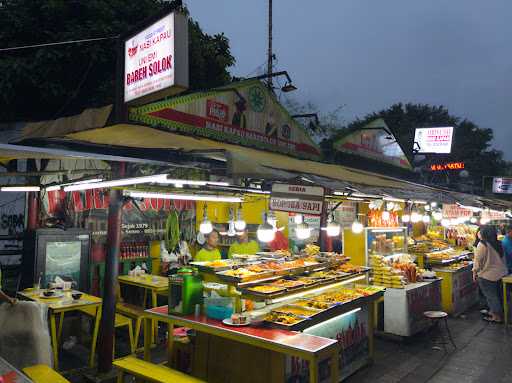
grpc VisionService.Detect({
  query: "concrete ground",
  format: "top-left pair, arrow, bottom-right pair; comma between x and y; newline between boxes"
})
346,308 -> 512,383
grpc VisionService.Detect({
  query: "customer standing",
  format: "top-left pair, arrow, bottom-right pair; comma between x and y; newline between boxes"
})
501,226 -> 512,274
473,225 -> 508,323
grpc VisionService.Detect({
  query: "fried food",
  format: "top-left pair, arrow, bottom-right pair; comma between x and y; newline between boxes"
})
265,312 -> 301,325
294,299 -> 331,310
246,285 -> 285,294
270,279 -> 304,289
272,305 -> 318,317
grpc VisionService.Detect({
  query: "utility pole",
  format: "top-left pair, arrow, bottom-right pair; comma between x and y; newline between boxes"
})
267,0 -> 273,90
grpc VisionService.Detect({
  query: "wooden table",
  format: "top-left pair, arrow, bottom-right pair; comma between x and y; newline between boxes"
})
118,274 -> 168,309
118,274 -> 168,343
503,275 -> 512,326
143,306 -> 340,383
0,355 -> 33,383
18,289 -> 102,370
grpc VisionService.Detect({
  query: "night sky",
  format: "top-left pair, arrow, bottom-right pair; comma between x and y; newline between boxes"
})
187,1 -> 512,159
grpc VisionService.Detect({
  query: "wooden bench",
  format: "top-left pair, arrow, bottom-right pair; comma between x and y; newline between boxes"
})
22,364 -> 70,383
113,356 -> 205,383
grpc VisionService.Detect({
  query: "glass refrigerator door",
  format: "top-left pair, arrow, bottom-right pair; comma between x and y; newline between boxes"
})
44,241 -> 82,287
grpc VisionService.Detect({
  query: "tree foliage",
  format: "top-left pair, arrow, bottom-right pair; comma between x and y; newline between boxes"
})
0,0 -> 235,122
322,103 -> 511,191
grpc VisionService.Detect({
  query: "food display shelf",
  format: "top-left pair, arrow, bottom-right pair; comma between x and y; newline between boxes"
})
265,291 -> 384,331
426,251 -> 472,265
239,269 -> 371,301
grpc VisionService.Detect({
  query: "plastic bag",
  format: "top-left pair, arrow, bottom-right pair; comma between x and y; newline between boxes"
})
0,301 -> 52,369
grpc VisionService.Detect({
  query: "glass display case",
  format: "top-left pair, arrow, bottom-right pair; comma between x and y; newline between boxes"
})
365,227 -> 408,264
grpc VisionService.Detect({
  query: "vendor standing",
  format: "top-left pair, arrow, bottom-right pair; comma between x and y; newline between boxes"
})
228,228 -> 260,258
195,230 -> 222,262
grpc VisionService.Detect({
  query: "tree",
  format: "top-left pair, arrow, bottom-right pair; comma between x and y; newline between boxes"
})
0,0 -> 235,122
322,103 -> 511,192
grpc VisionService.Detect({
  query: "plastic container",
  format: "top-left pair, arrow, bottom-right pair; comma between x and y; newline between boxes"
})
206,305 -> 233,321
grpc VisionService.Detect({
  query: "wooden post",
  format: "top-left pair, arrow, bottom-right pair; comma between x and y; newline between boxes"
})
97,162 -> 125,372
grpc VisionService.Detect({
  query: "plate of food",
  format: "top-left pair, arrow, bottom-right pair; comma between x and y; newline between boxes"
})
223,314 -> 251,327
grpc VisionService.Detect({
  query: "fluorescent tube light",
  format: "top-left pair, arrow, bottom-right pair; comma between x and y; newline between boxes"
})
125,190 -> 242,203
1,186 -> 40,192
305,308 -> 362,332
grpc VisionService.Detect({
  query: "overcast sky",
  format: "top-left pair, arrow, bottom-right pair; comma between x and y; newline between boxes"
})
186,1 -> 512,159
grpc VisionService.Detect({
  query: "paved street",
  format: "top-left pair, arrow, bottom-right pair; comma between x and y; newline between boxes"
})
347,309 -> 512,383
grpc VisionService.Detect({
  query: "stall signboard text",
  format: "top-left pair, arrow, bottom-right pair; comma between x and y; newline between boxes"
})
128,79 -> 321,159
333,119 -> 412,170
414,127 -> 454,154
492,177 -> 512,194
270,184 -> 324,215
124,12 -> 188,104
442,204 -> 473,219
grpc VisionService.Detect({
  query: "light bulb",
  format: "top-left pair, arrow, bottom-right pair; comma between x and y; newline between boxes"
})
424,205 -> 431,211
199,219 -> 213,234
326,221 -> 341,237
441,218 -> 450,227
382,211 -> 390,221
257,222 -> 275,242
432,211 -> 443,221
470,217 -> 477,224
401,214 -> 410,223
351,220 -> 364,234
227,221 -> 236,237
431,202 -> 438,208
295,223 -> 311,240
422,214 -> 430,223
411,211 -> 421,223
234,209 -> 246,231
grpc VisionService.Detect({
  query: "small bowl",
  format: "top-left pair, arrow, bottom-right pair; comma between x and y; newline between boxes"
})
43,290 -> 55,297
72,293 -> 83,300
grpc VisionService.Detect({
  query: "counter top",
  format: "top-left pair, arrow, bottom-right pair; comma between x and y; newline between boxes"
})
146,306 -> 338,356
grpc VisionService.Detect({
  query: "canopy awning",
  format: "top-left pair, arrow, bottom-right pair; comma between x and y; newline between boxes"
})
63,124 -> 510,208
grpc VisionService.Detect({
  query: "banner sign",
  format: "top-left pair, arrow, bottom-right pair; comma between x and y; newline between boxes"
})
270,184 -> 324,215
492,177 -> 512,194
414,127 -> 454,154
481,209 -> 507,221
129,79 -> 321,159
42,189 -> 196,246
124,12 -> 188,104
333,119 -> 412,169
334,202 -> 357,227
442,204 -> 473,219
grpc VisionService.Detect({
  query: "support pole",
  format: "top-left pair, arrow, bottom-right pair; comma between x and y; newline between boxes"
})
267,0 -> 273,90
97,162 -> 125,372
26,159 -> 39,230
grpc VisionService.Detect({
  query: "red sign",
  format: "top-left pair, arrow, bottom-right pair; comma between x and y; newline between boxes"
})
206,100 -> 229,123
429,162 -> 465,171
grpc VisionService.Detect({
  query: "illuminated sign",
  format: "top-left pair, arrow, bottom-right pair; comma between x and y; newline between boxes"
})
124,12 -> 188,104
429,162 -> 465,171
492,177 -> 512,194
414,127 -> 454,154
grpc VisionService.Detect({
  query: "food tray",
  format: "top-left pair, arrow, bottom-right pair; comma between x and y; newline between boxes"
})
189,261 -> 234,272
241,285 -> 287,297
215,269 -> 276,283
268,279 -> 305,290
271,304 -> 322,318
264,312 -> 309,329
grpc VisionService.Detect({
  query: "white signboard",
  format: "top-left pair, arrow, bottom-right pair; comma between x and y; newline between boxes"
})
334,202 -> 357,227
270,184 -> 324,215
124,12 -> 188,104
492,177 -> 512,194
442,204 -> 473,219
481,209 -> 507,221
414,127 -> 454,154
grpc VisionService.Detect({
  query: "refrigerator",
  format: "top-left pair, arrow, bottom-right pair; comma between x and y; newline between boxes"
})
22,228 -> 91,291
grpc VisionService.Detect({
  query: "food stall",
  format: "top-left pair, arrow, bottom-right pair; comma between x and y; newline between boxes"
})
343,206 -> 443,337
158,246 -> 383,382
409,223 -> 478,316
